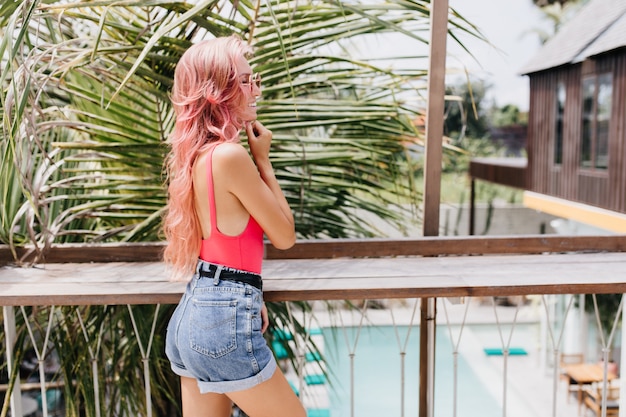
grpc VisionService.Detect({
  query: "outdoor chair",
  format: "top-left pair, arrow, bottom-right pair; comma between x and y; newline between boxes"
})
583,383 -> 620,417
560,353 -> 584,401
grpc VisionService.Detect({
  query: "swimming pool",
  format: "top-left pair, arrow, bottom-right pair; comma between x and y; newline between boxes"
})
319,324 -> 536,417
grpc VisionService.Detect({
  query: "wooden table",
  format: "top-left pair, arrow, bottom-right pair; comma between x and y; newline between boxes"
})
563,363 -> 617,413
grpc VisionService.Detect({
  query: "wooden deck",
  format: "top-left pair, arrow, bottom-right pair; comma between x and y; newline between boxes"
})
2,251 -> 626,306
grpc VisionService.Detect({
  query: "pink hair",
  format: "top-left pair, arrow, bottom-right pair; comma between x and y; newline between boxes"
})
163,36 -> 254,278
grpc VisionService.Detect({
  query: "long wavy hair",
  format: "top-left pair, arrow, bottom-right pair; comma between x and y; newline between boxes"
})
163,36 -> 254,279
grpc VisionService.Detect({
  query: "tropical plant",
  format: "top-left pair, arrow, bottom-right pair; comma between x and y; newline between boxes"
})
1,0 -> 483,257
584,294 -> 623,357
444,79 -> 491,142
1,1 -> 483,415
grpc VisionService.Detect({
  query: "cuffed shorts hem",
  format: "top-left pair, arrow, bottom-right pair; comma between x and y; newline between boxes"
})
170,355 -> 278,394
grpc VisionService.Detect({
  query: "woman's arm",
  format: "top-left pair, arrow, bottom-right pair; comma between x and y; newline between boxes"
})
214,122 -> 295,249
245,121 -> 295,234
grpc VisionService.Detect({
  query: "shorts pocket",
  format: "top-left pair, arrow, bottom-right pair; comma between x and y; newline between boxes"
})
251,293 -> 263,333
189,299 -> 238,358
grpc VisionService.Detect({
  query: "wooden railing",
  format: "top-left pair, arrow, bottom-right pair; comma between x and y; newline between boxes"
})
4,234 -> 626,265
2,236 -> 626,417
3,235 -> 626,304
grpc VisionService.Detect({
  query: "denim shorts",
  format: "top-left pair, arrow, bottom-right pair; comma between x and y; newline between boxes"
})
165,260 -> 277,394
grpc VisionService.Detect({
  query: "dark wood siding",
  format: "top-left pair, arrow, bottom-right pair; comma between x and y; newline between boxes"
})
527,67 -> 576,197
527,49 -> 626,214
612,53 -> 626,212
561,65 -> 582,199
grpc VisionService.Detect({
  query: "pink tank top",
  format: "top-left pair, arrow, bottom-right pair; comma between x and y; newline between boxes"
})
199,144 -> 264,274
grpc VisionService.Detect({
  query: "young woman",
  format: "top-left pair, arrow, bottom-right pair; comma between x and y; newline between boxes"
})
163,36 -> 305,417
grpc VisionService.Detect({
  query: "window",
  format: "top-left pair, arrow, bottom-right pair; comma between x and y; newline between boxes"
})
580,72 -> 612,170
596,73 -> 612,169
554,81 -> 565,165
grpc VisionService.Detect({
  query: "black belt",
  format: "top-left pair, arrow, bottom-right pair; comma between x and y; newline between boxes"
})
198,263 -> 262,291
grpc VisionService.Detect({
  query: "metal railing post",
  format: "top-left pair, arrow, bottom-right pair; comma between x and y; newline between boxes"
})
3,306 -> 23,417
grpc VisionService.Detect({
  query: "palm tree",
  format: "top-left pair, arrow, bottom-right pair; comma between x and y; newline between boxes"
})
1,0 -> 482,254
1,1 -> 483,415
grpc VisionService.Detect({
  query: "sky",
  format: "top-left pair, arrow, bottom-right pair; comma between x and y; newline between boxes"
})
352,0 -> 551,112
446,0 -> 549,111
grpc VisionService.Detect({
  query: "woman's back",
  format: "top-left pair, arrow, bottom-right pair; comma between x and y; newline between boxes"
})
194,142 -> 264,273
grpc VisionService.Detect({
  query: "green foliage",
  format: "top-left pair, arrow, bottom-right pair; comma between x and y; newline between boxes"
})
444,79 -> 491,141
1,0 -> 480,259
585,294 -> 623,348
444,79 -> 528,139
490,104 -> 528,128
0,305 -> 180,417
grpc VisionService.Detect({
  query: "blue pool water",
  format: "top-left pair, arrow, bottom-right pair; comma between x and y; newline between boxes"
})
321,325 -> 502,417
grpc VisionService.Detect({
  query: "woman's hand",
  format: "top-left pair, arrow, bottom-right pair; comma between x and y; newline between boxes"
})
245,120 -> 272,163
261,303 -> 269,333
230,120 -> 296,249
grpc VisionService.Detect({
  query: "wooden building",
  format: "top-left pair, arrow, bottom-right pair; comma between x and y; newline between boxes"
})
471,0 -> 626,233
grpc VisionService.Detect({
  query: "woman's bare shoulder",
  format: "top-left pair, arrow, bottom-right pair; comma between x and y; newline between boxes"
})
213,141 -> 248,158
212,142 -> 254,168
193,142 -> 246,171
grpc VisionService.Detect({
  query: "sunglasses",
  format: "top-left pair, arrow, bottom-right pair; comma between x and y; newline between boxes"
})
241,73 -> 262,91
